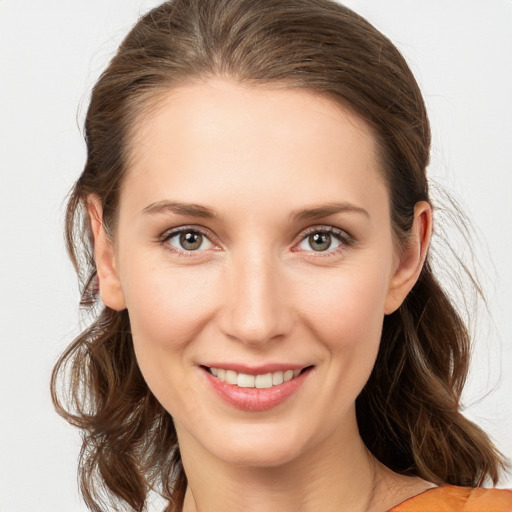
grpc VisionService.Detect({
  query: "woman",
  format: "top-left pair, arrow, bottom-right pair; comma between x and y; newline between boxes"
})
51,0 -> 511,511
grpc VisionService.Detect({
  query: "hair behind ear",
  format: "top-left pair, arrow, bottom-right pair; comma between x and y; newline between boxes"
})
357,262 -> 506,486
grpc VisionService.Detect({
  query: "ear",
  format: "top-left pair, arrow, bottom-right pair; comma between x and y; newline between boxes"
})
87,195 -> 127,311
384,201 -> 432,315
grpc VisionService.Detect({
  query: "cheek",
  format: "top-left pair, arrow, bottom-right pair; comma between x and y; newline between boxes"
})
118,257 -> 218,400
295,258 -> 392,396
124,260 -> 215,344
300,261 -> 391,344
120,264 -> 222,428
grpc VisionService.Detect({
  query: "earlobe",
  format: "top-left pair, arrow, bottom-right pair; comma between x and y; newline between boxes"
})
87,195 -> 127,311
384,201 -> 432,315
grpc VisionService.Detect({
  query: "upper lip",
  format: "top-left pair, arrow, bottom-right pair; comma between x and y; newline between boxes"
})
200,363 -> 311,375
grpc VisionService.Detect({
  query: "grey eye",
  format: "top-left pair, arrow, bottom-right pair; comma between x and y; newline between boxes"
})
308,232 -> 332,251
297,229 -> 345,253
180,231 -> 203,250
166,229 -> 213,252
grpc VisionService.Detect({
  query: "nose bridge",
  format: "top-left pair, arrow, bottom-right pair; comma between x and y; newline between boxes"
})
219,243 -> 292,345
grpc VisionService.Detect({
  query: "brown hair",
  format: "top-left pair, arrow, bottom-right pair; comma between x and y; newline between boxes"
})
51,1 -> 506,511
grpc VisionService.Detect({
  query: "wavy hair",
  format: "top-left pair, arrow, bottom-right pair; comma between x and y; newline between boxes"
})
51,1 -> 506,511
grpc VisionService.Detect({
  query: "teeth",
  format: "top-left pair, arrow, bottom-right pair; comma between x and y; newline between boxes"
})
225,370 -> 238,385
272,371 -> 284,385
209,367 -> 304,388
255,373 -> 273,389
237,373 -> 255,388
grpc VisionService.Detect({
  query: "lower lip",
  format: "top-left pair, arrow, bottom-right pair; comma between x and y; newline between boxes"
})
202,368 -> 311,412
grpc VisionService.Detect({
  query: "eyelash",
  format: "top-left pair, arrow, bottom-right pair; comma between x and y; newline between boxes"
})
294,225 -> 355,256
158,225 -> 218,257
158,225 -> 355,257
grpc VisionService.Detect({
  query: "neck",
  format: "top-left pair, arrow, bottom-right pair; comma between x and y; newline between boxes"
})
179,410 -> 380,512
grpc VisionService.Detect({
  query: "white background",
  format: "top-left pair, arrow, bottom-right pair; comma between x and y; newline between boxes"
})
0,1 -> 511,511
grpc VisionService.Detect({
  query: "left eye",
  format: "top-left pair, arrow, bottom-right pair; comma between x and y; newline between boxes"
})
166,229 -> 214,252
296,229 -> 346,252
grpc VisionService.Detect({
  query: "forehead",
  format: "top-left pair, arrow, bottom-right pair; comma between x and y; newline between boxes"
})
121,79 -> 389,219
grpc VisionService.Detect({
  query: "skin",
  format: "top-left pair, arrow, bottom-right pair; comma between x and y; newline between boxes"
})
89,79 -> 433,512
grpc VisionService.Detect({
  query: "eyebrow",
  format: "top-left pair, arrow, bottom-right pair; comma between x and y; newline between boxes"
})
141,200 -> 219,219
289,202 -> 370,222
141,200 -> 369,222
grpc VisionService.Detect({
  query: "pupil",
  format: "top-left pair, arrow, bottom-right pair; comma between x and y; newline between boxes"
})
309,232 -> 331,251
180,232 -> 202,250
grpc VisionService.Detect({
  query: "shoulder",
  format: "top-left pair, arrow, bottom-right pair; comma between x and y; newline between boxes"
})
389,485 -> 512,512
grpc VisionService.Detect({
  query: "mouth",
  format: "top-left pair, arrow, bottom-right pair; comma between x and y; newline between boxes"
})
202,366 -> 312,389
200,364 -> 314,412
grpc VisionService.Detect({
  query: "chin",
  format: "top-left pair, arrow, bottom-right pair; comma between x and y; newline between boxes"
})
214,443 -> 302,468
196,420 -> 316,468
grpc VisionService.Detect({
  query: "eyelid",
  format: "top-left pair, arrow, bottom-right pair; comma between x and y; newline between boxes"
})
156,223 -> 355,257
292,225 -> 355,255
158,225 -> 220,254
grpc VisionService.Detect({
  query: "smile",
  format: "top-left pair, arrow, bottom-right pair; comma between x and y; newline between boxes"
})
208,367 -> 302,388
201,364 -> 313,411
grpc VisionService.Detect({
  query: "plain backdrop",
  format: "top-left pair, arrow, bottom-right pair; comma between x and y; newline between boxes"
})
0,1 -> 511,511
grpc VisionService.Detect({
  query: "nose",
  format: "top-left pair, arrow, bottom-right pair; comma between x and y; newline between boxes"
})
218,246 -> 294,347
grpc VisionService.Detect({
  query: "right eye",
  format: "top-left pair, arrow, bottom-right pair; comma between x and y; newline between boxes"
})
163,228 -> 215,253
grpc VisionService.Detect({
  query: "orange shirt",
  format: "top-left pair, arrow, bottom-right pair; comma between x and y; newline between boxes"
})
390,485 -> 512,512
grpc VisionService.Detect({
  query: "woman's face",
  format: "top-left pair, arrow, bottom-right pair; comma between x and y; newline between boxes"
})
93,79 -> 425,468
